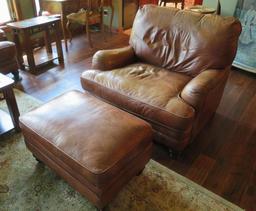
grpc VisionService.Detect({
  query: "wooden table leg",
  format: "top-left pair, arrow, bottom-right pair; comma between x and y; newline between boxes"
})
13,30 -> 25,70
23,29 -> 36,72
181,0 -> 185,9
2,87 -> 20,132
110,4 -> 114,33
44,26 -> 52,53
101,12 -> 105,42
61,16 -> 68,52
55,21 -> 64,64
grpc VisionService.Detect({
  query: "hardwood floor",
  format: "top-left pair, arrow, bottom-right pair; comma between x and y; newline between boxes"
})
13,32 -> 256,211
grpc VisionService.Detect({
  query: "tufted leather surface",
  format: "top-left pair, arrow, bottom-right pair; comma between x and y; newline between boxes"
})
20,91 -> 153,187
130,5 -> 242,77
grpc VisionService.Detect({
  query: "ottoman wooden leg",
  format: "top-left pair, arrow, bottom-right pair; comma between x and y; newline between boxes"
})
136,167 -> 145,176
33,154 -> 43,164
169,149 -> 182,160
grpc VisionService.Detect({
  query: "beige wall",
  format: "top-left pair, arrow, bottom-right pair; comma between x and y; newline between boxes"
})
203,0 -> 238,16
103,0 -> 123,30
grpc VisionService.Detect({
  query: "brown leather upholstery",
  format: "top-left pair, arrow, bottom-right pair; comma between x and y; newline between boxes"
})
0,29 -> 20,81
0,29 -> 7,41
130,6 -> 241,77
20,91 -> 153,209
81,5 -> 242,151
81,63 -> 195,150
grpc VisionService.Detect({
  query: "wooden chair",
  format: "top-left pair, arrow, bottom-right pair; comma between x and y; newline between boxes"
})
66,0 -> 114,48
158,0 -> 185,9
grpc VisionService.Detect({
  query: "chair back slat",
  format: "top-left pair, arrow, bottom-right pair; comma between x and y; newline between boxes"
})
78,0 -> 99,10
79,0 -> 90,9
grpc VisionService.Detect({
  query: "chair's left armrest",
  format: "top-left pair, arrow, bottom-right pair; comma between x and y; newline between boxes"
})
181,68 -> 230,110
92,46 -> 136,70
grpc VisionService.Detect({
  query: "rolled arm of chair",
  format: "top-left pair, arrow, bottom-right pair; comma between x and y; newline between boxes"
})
181,68 -> 230,110
92,46 -> 136,70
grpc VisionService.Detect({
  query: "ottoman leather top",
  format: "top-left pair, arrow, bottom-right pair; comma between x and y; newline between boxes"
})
20,91 -> 153,187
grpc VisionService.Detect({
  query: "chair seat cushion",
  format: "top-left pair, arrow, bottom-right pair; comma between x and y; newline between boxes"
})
81,63 -> 195,141
67,9 -> 101,25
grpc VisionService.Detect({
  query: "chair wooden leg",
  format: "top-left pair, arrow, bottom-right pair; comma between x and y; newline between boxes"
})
136,167 -> 145,176
86,23 -> 93,48
66,20 -> 73,43
181,0 -> 185,9
169,149 -> 182,160
97,206 -> 107,211
33,154 -> 43,163
100,9 -> 105,42
101,22 -> 106,42
110,6 -> 114,34
12,70 -> 21,82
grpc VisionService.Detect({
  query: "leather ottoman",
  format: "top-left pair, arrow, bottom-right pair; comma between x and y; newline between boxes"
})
19,91 -> 153,210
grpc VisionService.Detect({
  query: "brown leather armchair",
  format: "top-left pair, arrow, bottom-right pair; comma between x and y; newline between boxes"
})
0,29 -> 20,81
81,5 -> 242,154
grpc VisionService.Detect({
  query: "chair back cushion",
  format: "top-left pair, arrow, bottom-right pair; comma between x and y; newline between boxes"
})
129,5 -> 242,76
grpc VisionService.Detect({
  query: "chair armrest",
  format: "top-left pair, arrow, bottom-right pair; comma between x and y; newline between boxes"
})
92,46 -> 136,70
181,68 -> 230,110
165,97 -> 195,131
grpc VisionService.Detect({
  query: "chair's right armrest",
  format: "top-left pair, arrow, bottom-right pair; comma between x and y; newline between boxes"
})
92,46 -> 136,70
181,68 -> 230,110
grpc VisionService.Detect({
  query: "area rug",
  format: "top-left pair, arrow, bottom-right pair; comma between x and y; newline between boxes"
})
0,90 -> 243,211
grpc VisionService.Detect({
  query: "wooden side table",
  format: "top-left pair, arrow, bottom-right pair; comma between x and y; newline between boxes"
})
7,16 -> 64,73
0,74 -> 20,135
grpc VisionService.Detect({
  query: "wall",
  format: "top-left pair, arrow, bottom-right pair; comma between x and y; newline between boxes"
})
112,0 -> 123,29
19,0 -> 35,19
11,0 -> 35,20
103,0 -> 122,30
203,0 -> 238,16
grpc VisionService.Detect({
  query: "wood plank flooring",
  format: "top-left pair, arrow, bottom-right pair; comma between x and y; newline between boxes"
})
13,32 -> 256,211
